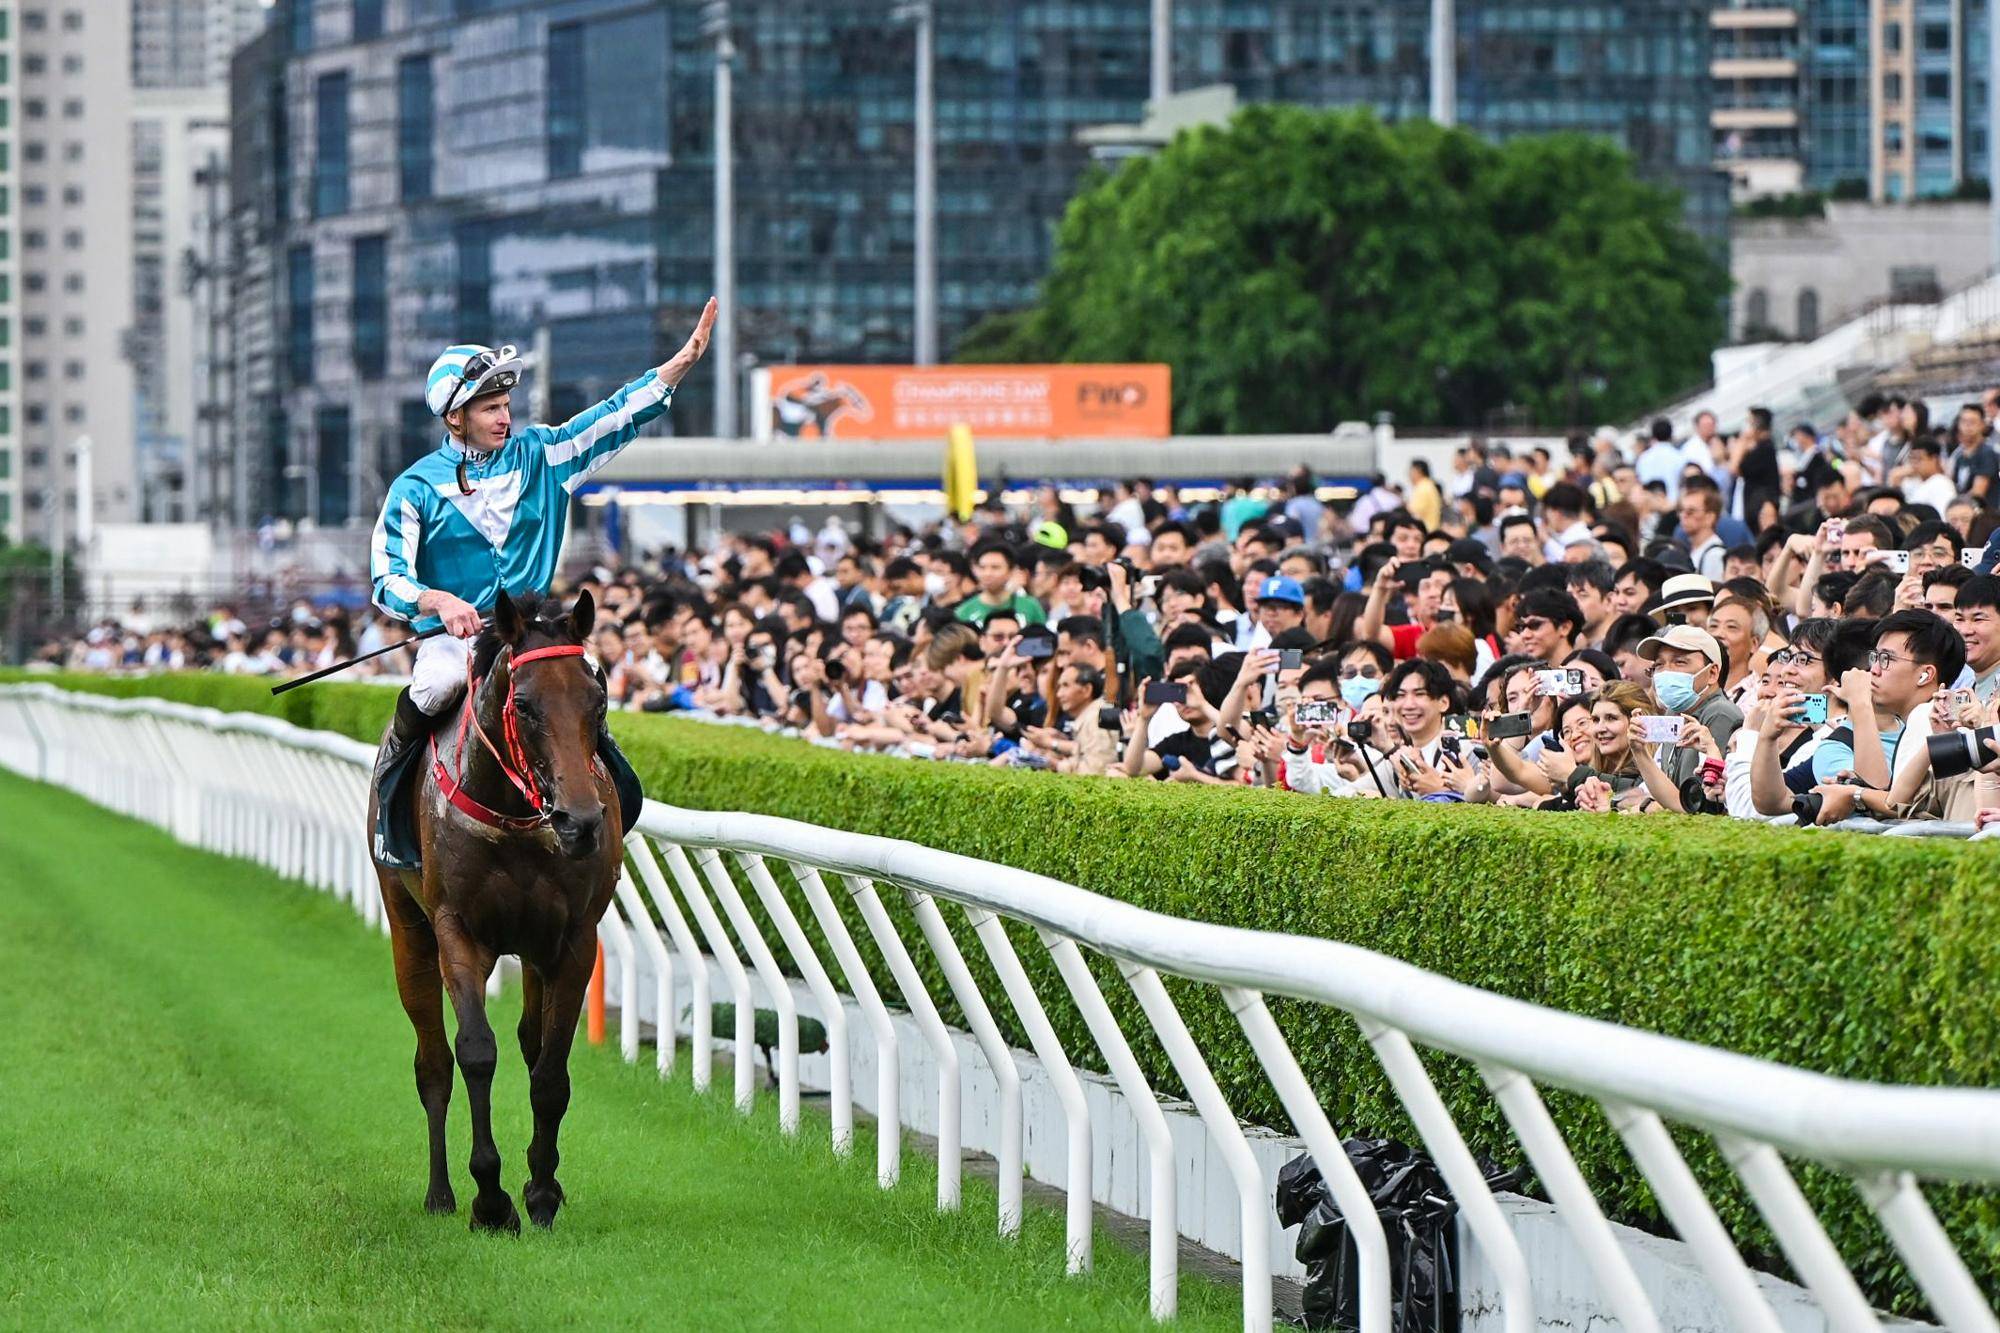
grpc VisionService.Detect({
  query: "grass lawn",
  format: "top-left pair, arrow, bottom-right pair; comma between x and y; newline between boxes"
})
0,767 -> 1239,1331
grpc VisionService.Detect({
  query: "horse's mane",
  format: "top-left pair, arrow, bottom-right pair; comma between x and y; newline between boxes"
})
470,596 -> 581,680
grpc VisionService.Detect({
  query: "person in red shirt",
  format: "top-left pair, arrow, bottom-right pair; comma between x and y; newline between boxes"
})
1357,556 -> 1454,660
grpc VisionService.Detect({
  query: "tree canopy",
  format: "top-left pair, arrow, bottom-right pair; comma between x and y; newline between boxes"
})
958,106 -> 1727,433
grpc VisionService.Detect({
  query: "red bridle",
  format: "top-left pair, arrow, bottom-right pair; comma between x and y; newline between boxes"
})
432,643 -> 596,832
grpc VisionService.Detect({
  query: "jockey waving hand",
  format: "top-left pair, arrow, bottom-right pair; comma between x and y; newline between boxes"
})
368,298 -> 716,796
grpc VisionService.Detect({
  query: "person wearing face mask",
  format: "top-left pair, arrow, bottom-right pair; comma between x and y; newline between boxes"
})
1635,624 -> 1743,787
1279,656 -> 1400,796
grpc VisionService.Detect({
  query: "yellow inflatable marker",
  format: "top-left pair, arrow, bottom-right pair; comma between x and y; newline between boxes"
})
945,423 -> 978,521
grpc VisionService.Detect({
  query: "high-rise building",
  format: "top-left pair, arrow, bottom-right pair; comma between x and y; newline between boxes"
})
1803,0 -> 1872,192
130,0 -> 264,524
235,0 -> 1722,509
1712,1 -> 1808,199
1871,0 -> 1991,201
0,7 -> 19,546
9,2 -> 136,550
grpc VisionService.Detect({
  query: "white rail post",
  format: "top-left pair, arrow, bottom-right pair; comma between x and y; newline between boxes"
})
965,905 -> 1091,1271
1856,1170 -> 1999,1333
738,852 -> 852,1156
1042,933 -> 1177,1322
611,866 -> 675,1078
1716,1132 -> 1882,1333
661,842 -> 756,1111
847,873 -> 961,1211
905,888 -> 1022,1238
598,903 -> 640,1063
1226,988 -> 1391,1333
1121,962 -> 1271,1333
797,864 -> 901,1189
628,833 -> 711,1089
693,846 -> 800,1134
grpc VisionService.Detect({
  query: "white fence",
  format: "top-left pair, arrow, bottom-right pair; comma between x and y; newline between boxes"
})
2,682 -> 1996,1333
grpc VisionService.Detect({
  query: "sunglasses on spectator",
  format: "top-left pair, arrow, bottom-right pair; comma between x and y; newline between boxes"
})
1338,665 -> 1382,680
1516,617 -> 1553,633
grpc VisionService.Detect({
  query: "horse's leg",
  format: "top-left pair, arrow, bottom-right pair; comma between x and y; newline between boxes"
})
380,870 -> 455,1215
521,929 -> 595,1229
517,963 -> 545,1072
435,912 -> 519,1235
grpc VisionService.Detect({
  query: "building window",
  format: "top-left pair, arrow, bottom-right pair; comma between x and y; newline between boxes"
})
313,71 -> 350,217
1883,73 -> 1902,105
1797,289 -> 1820,340
63,403 -> 81,424
1922,72 -> 1950,101
352,234 -> 387,379
286,0 -> 312,53
1884,22 -> 1901,53
61,273 -> 81,293
1746,289 -> 1770,333
287,244 -> 314,384
547,9 -> 668,177
315,405 -> 350,525
397,55 -> 433,201
353,0 -> 384,42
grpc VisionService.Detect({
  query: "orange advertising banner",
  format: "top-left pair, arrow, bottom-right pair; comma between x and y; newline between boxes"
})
761,364 -> 1171,440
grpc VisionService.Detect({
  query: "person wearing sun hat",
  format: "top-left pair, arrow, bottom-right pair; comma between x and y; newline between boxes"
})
1652,573 -> 1717,628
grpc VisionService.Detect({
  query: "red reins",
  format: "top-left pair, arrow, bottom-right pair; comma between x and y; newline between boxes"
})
432,643 -> 593,832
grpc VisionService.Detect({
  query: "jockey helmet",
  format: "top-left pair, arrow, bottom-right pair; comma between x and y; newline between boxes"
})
426,343 -> 525,418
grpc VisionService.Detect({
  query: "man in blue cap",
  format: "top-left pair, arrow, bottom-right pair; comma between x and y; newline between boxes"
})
367,298 -> 717,809
1250,574 -> 1306,649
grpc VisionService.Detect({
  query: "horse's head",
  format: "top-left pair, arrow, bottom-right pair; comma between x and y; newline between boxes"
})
478,588 -> 608,860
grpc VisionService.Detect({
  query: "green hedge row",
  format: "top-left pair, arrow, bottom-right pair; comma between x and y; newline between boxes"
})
10,669 -> 1997,1313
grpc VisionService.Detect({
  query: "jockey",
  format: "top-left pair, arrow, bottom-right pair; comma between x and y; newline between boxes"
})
369,298 -> 716,793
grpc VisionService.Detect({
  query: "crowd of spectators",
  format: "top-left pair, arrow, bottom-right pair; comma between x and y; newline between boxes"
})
29,388 -> 2000,830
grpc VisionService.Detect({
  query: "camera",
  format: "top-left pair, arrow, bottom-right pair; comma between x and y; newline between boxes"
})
1346,720 -> 1376,746
1791,790 -> 1825,825
1927,726 -> 2000,779
1097,704 -> 1122,733
824,656 -> 847,683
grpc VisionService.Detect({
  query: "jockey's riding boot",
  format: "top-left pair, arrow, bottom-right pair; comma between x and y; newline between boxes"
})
373,685 -> 431,790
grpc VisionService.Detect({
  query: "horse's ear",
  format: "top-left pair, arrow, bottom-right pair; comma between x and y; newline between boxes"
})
569,588 -> 595,643
494,589 -> 524,643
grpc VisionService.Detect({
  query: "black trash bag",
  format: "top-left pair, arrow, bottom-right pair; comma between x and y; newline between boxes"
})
1276,1139 -> 1521,1332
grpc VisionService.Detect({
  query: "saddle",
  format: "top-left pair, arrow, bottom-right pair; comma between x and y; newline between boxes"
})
371,711 -> 645,872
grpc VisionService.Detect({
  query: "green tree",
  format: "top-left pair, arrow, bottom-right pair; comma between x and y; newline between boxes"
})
958,106 -> 1726,431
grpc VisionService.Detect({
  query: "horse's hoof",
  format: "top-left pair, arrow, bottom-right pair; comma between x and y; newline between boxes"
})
524,1179 -> 564,1229
470,1194 -> 521,1235
424,1185 -> 457,1215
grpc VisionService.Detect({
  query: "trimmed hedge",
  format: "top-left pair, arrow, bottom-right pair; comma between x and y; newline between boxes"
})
11,669 -> 1999,1312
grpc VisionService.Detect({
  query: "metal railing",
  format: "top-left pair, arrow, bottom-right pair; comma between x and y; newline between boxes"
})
2,681 -> 1996,1333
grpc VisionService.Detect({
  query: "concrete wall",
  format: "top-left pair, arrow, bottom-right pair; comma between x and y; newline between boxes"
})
1731,201 -> 1992,341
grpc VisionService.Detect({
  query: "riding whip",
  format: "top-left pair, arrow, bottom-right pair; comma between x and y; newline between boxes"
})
270,623 -> 474,695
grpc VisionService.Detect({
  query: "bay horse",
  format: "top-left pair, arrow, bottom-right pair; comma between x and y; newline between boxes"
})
370,589 -> 620,1233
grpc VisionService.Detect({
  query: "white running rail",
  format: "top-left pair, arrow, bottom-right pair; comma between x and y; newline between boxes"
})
3,682 -> 1997,1333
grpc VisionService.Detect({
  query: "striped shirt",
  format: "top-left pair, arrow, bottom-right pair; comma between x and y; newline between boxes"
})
370,371 -> 673,629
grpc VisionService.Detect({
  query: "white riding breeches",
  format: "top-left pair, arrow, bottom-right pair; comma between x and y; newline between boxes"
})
410,632 -> 473,715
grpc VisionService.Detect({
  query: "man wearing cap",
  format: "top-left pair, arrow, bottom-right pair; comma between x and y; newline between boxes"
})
1638,623 -> 1743,786
1250,574 -> 1307,648
1653,573 -> 1716,629
369,298 -> 717,783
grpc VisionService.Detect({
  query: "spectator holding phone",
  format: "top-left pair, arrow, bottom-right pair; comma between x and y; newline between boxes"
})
1123,660 -> 1236,782
1950,575 -> 2000,702
1794,610 -> 1961,822
1636,624 -> 1744,786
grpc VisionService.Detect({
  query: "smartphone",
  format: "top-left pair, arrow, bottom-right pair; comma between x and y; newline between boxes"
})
1296,699 -> 1341,727
1633,714 -> 1684,745
1826,519 -> 1846,545
1487,711 -> 1535,741
1444,713 -> 1478,740
1136,575 -> 1162,601
1878,550 -> 1911,574
1247,708 -> 1279,731
1017,636 -> 1055,660
1795,693 -> 1830,726
1535,668 -> 1586,698
1279,648 -> 1304,671
1144,681 -> 1187,706
1965,547 -> 1987,570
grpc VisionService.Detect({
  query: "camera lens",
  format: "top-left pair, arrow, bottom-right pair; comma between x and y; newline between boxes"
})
1791,790 -> 1825,825
1927,728 -> 1983,779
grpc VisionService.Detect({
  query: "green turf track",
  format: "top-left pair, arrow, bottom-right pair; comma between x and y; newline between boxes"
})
0,768 -> 1239,1331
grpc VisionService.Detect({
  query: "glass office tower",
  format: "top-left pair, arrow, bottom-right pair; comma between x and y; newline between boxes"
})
247,0 -> 1720,501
